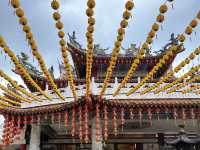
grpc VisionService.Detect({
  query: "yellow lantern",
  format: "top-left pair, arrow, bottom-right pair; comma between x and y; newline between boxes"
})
87,43 -> 93,49
23,25 -> 31,33
53,12 -> 61,21
123,10 -> 131,20
56,21 -> 64,30
190,19 -> 198,28
11,0 -> 20,8
120,19 -> 128,28
194,47 -> 200,55
86,32 -> 92,39
189,53 -> 195,60
118,28 -> 125,35
88,17 -> 95,26
16,8 -> 24,18
156,14 -> 165,23
59,39 -> 66,46
185,26 -> 193,35
163,55 -> 169,61
26,32 -> 33,40
170,45 -> 177,52
115,41 -> 121,48
19,17 -> 27,25
159,4 -> 168,14
197,11 -> 200,20
166,50 -> 173,57
117,35 -> 123,42
58,31 -> 65,38
87,0 -> 95,9
51,0 -> 60,10
142,42 -> 149,49
0,36 -> 4,44
177,34 -> 185,42
125,0 -> 134,11
148,30 -> 155,38
134,58 -> 139,64
184,58 -> 190,64
87,37 -> 93,44
140,48 -> 145,55
86,8 -> 94,17
146,37 -> 153,44
87,25 -> 94,33
152,23 -> 159,31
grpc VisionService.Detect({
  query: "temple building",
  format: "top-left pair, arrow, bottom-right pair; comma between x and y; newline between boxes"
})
0,0 -> 200,150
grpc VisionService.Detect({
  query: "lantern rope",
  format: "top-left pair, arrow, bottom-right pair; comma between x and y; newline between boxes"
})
126,45 -> 178,96
0,36 -> 50,100
181,84 -> 200,94
166,73 -> 200,94
155,64 -> 200,93
10,0 -> 65,101
127,11 -> 198,95
0,84 -> 32,103
141,46 -> 200,95
0,70 -> 39,100
100,0 -> 134,98
0,95 -> 21,106
85,0 -> 96,98
0,100 -> 13,108
50,0 -> 77,100
113,1 -> 173,96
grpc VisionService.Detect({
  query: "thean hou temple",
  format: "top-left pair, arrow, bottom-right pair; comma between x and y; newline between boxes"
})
0,0 -> 200,150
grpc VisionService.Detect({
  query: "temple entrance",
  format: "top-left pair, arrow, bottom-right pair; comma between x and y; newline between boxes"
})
41,143 -> 163,150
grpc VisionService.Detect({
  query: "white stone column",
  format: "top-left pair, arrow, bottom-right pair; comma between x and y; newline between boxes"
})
29,125 -> 41,150
91,119 -> 103,150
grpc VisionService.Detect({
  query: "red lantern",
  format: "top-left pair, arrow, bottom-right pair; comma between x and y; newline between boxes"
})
84,105 -> 89,143
120,108 -> 125,131
147,108 -> 152,125
95,104 -> 100,142
37,115 -> 41,125
112,107 -> 117,136
71,107 -> 76,137
79,107 -> 83,142
173,108 -> 178,124
130,108 -> 134,120
103,105 -> 108,141
65,111 -> 68,128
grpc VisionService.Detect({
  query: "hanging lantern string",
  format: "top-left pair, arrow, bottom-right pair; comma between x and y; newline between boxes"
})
127,10 -> 198,95
0,95 -> 21,106
0,98 -> 15,108
141,46 -> 200,95
113,1 -> 173,97
0,83 -> 32,103
10,0 -> 65,101
100,0 -> 135,98
0,36 -> 50,101
166,72 -> 200,94
50,0 -> 77,100
181,84 -> 200,94
85,0 -> 96,98
155,64 -> 200,94
0,70 -> 39,101
139,11 -> 200,95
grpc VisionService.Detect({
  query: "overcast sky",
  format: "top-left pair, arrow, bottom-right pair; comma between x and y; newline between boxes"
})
0,0 -> 200,83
